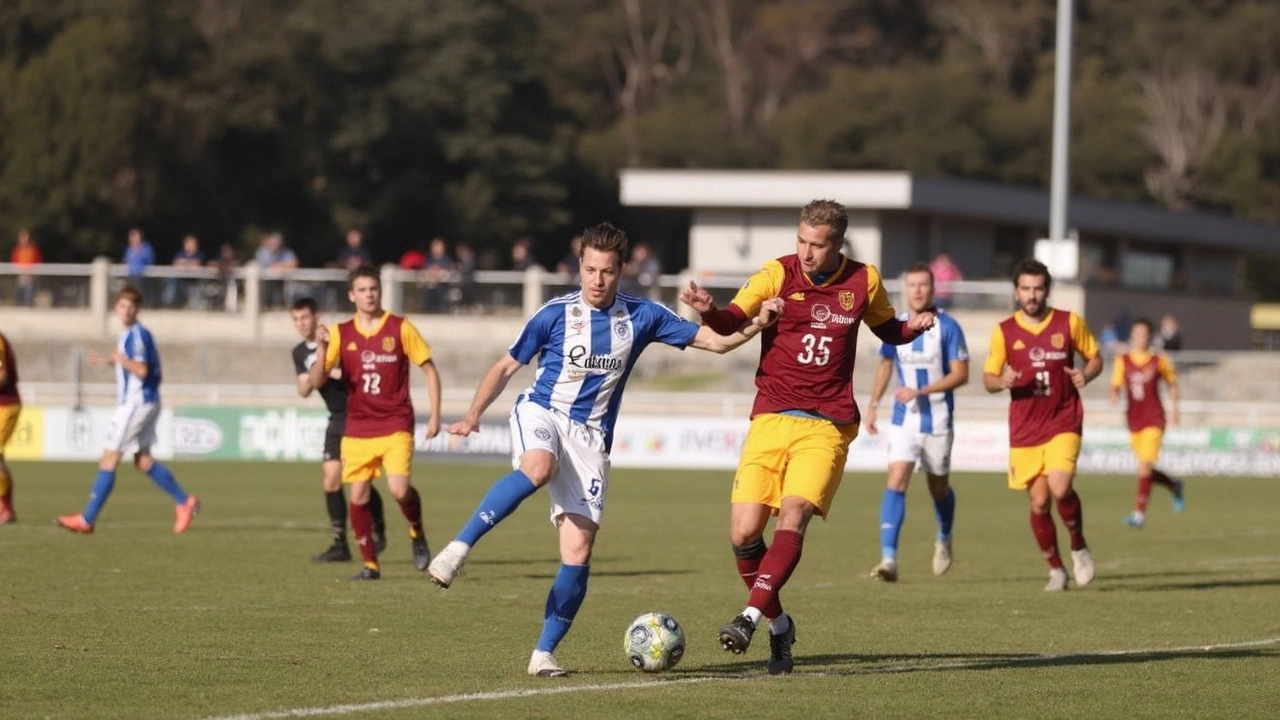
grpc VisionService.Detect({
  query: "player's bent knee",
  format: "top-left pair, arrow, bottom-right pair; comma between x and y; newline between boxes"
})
518,451 -> 557,487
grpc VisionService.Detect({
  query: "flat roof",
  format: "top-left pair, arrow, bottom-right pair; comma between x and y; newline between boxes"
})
619,169 -> 1280,253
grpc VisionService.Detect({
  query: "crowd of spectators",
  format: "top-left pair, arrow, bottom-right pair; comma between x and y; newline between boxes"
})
3,227 -> 668,312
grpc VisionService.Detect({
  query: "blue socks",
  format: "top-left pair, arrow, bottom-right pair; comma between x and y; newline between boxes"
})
457,470 -> 538,547
934,487 -> 956,542
536,564 -> 590,653
879,489 -> 906,560
83,470 -> 116,524
146,463 -> 188,505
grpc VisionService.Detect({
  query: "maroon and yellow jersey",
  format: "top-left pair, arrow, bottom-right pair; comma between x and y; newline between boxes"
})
323,312 -> 432,438
0,332 -> 19,406
1112,351 -> 1175,432
984,308 -> 1099,448
727,255 -> 900,425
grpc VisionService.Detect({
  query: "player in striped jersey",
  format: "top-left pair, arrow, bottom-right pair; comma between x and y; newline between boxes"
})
427,223 -> 783,678
1111,317 -> 1184,528
864,263 -> 969,581
57,287 -> 200,534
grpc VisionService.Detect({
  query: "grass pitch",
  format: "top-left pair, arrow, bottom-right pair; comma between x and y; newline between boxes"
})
2,461 -> 1277,720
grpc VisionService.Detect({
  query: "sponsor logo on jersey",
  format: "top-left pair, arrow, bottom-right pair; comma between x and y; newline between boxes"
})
382,336 -> 396,352
839,290 -> 856,311
1051,333 -> 1065,349
360,350 -> 399,364
566,345 -> 623,373
809,302 -> 859,329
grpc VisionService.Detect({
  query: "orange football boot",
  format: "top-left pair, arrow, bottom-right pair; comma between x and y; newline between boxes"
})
56,514 -> 94,533
173,495 -> 200,534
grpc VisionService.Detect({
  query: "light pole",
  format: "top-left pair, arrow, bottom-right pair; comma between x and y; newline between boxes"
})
1048,0 -> 1075,273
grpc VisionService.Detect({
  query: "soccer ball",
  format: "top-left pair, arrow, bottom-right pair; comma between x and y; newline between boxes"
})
624,612 -> 686,672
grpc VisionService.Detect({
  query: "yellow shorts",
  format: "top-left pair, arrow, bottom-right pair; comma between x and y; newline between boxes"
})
1129,427 -> 1164,464
1007,432 -> 1082,489
0,403 -> 20,451
341,432 -> 414,484
733,413 -> 859,517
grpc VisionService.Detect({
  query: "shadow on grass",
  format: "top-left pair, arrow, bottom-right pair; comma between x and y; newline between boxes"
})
688,647 -> 1280,677
518,569 -> 697,580
1097,576 -> 1280,592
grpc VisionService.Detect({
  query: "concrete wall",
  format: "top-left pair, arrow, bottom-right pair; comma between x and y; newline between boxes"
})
1082,286 -> 1252,350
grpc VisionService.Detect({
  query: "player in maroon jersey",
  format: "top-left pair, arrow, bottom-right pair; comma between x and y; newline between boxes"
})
983,259 -> 1103,591
308,265 -> 442,580
1111,317 -> 1184,528
0,331 -> 20,522
683,199 -> 933,674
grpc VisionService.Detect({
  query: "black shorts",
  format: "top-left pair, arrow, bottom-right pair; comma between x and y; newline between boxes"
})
323,415 -> 345,462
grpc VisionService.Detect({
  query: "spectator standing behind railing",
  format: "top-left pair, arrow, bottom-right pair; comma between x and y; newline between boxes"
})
929,252 -> 962,310
511,237 -> 538,271
208,243 -> 241,312
163,235 -> 205,309
555,236 -> 582,281
10,229 -> 42,307
420,237 -> 457,312
621,241 -> 661,300
255,232 -> 299,309
124,228 -> 156,301
454,243 -> 477,311
1156,314 -> 1182,352
336,228 -> 373,272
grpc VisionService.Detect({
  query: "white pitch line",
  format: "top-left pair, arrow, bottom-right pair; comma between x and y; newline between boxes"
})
203,636 -> 1280,720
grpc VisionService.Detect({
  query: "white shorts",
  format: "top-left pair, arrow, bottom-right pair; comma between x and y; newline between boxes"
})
885,425 -> 954,476
104,402 -> 160,455
510,400 -> 610,526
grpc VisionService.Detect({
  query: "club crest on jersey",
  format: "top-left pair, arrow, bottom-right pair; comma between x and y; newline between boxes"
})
382,336 -> 396,352
614,321 -> 629,339
1051,333 -> 1065,349
839,291 -> 856,311
571,306 -> 583,317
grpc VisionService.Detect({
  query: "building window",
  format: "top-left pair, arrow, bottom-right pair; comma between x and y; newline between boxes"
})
1121,249 -> 1176,289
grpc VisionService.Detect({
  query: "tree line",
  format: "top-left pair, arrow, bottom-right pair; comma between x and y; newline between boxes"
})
1,0 -> 1277,287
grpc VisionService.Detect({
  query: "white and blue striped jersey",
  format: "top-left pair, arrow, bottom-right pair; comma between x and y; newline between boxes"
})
509,291 -> 700,450
879,311 -> 968,434
116,323 -> 162,406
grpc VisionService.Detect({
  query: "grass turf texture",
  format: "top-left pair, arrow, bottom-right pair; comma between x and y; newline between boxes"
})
2,461 -> 1277,720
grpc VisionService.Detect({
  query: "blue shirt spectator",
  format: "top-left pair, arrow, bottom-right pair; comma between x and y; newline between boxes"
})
125,228 -> 155,279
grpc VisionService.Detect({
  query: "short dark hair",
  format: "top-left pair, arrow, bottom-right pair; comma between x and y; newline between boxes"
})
348,264 -> 380,289
1131,317 -> 1153,333
115,286 -> 143,307
291,297 -> 318,314
1012,258 -> 1052,293
578,223 -> 629,267
904,262 -> 934,283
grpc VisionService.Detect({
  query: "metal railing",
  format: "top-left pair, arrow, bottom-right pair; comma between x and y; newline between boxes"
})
0,260 -> 1015,336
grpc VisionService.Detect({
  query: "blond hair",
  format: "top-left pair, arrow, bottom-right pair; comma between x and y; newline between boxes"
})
800,199 -> 848,243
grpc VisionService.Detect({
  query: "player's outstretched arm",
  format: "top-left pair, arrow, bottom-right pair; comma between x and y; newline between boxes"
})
447,354 -> 524,436
420,359 -> 442,440
689,298 -> 783,354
